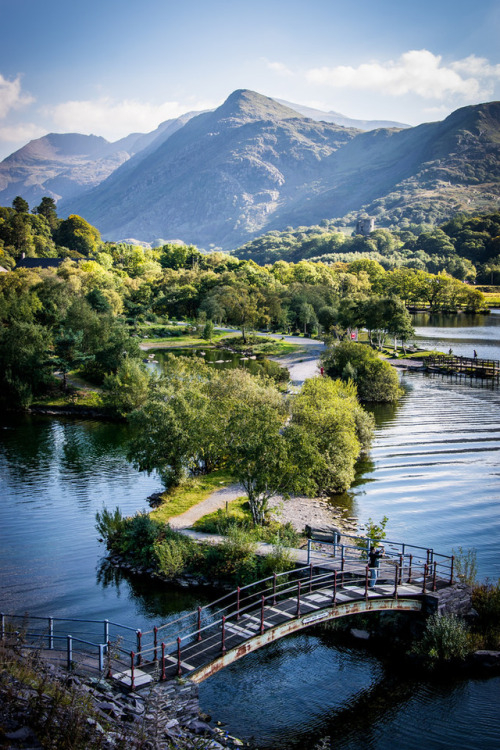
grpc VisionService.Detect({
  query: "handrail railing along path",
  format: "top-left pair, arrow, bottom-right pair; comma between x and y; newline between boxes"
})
1,533 -> 455,688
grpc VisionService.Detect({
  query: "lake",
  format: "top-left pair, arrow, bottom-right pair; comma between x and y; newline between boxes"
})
0,313 -> 499,749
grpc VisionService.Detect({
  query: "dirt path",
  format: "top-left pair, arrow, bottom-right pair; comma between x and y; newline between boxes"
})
168,483 -> 246,529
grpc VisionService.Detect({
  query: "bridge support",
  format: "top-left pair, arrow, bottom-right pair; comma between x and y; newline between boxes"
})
189,598 -> 423,683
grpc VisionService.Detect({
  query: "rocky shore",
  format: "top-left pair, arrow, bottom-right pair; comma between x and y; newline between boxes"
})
0,646 -> 244,749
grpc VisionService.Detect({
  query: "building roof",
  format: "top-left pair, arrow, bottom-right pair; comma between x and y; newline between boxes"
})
15,257 -> 65,269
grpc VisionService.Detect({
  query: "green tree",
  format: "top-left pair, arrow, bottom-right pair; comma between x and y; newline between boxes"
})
34,197 -> 58,229
321,341 -> 403,402
55,214 -> 101,255
12,196 -> 29,213
0,320 -> 52,407
102,359 -> 151,416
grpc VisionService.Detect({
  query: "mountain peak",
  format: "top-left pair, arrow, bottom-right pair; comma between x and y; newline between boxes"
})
217,89 -> 304,121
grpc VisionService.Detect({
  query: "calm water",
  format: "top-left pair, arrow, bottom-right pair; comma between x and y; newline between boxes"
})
0,314 -> 499,749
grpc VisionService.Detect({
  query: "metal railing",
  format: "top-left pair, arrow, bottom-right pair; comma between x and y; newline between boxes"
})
2,533 -> 455,688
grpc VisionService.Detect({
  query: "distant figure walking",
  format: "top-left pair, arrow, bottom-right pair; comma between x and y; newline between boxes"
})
368,544 -> 385,588
449,348 -> 453,355
474,350 -> 478,359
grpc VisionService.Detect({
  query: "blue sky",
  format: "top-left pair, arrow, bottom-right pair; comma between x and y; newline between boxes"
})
0,0 -> 499,159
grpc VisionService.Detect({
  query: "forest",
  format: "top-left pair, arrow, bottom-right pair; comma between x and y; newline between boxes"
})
0,196 -> 493,413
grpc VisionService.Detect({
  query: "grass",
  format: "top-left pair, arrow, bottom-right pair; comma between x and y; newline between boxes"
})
193,496 -> 303,546
150,470 -> 234,522
481,292 -> 500,307
140,331 -> 231,347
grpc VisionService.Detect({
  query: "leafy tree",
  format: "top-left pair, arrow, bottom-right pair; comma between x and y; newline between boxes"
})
102,359 -> 151,416
12,196 -> 29,213
34,197 -> 58,229
288,377 -> 373,493
55,214 -> 101,255
0,320 -> 52,407
202,319 -> 215,340
321,341 -> 403,402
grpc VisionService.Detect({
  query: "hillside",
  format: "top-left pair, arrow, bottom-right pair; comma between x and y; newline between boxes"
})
0,112 -> 200,208
61,90 -> 360,247
269,101 -> 500,231
275,98 -> 409,130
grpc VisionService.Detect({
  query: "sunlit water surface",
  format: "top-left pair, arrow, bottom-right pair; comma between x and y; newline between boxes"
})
1,314 -> 499,749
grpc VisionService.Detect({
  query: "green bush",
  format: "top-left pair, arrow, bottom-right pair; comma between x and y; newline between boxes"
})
472,580 -> 500,648
412,613 -> 471,666
258,543 -> 293,577
321,341 -> 403,402
202,525 -> 258,584
154,538 -> 187,579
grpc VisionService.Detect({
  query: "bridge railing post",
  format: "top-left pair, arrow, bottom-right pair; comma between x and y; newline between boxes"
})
177,637 -> 182,675
296,581 -> 301,618
161,642 -> 166,681
260,596 -> 265,635
307,538 -> 311,565
67,635 -> 73,671
408,554 -> 413,584
221,617 -> 226,656
422,563 -> 428,593
309,563 -> 313,593
98,643 -> 104,673
393,564 -> 399,599
332,570 -> 337,605
450,555 -> 454,584
365,566 -> 369,599
48,617 -> 54,650
130,651 -> 135,690
107,640 -> 112,678
273,574 -> 277,606
197,606 -> 202,640
104,619 -> 109,645
153,626 -> 158,662
399,555 -> 403,585
432,561 -> 437,591
136,630 -> 142,666
236,587 -> 240,620
341,547 -> 345,587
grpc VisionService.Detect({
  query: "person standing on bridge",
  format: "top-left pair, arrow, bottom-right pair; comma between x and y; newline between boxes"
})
368,544 -> 384,588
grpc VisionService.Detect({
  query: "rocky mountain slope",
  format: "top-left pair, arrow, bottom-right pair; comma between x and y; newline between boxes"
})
0,111 -> 200,208
2,90 -> 499,249
61,90 -> 361,247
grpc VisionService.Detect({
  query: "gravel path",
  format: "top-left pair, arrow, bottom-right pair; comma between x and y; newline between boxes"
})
169,483 -> 246,529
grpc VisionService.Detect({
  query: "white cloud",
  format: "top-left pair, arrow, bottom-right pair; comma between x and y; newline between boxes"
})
0,74 -> 34,119
45,96 -> 215,141
0,123 -> 46,143
306,50 -> 500,99
266,61 -> 293,76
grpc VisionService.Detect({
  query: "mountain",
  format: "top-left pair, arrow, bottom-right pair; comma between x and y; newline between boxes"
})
61,90 -> 361,248
63,93 -> 499,249
276,99 -> 409,131
269,100 -> 500,230
0,112 -> 201,208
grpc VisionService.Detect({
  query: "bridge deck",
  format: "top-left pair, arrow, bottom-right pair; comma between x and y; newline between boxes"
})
112,579 -> 425,687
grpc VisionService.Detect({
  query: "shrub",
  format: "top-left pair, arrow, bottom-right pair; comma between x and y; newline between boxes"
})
453,546 -> 477,586
203,525 -> 258,584
472,580 -> 500,648
321,341 -> 403,402
154,538 -> 187,579
412,613 -> 471,666
95,506 -> 125,548
258,543 -> 293,577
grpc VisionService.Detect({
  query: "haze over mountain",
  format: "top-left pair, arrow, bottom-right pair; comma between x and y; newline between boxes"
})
1,90 -> 499,250
275,99 -> 409,131
0,111 -> 201,208
61,90 -> 362,247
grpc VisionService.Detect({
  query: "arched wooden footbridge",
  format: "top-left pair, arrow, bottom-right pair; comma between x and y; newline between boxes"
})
1,534 -> 461,690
